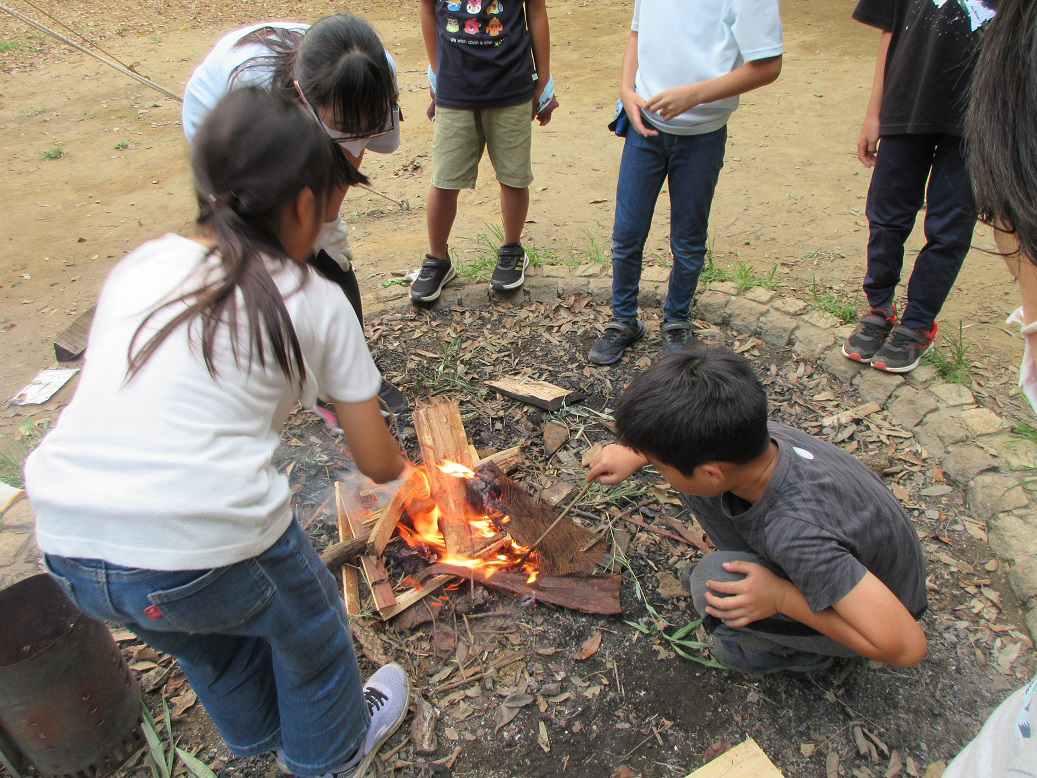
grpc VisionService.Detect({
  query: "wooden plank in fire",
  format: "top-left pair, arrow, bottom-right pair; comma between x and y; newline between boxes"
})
413,401 -> 476,556
334,482 -> 362,615
336,481 -> 398,614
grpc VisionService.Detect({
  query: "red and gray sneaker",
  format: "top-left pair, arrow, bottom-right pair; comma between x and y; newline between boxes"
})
870,323 -> 937,373
841,306 -> 896,363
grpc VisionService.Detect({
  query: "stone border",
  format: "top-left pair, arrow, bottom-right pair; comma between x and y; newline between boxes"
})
372,268 -> 1037,640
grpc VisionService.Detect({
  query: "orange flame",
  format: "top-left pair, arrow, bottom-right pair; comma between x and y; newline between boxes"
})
395,462 -> 541,584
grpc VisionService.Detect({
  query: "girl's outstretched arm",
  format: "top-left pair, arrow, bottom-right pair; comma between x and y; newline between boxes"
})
334,397 -> 407,483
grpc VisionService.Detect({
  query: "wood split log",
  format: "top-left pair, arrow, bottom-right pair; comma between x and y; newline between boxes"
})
420,564 -> 622,616
466,462 -> 605,575
413,401 -> 476,555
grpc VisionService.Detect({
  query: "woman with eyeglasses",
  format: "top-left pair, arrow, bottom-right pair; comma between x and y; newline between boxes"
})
183,13 -> 409,417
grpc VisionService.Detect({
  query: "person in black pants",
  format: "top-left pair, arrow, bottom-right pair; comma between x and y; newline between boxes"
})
840,0 -> 997,373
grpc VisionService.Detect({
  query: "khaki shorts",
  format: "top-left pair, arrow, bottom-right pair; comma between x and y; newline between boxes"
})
431,101 -> 534,190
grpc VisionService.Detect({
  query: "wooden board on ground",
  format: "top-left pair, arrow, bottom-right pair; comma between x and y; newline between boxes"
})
0,482 -> 26,516
485,376 -> 581,411
422,565 -> 622,615
53,305 -> 95,362
684,739 -> 784,777
413,401 -> 476,556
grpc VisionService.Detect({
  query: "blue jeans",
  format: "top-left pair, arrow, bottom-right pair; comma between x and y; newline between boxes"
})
44,520 -> 367,776
611,125 -> 727,323
864,134 -> 977,330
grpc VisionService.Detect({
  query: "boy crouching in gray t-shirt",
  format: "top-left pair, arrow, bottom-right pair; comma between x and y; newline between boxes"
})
586,348 -> 928,676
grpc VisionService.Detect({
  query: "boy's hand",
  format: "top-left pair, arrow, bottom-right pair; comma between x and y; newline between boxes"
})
586,444 -> 648,485
643,85 -> 701,122
857,116 -> 880,167
704,560 -> 789,628
620,86 -> 658,138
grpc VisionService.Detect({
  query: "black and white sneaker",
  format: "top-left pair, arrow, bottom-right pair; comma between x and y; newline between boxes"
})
377,380 -> 410,417
491,243 -> 529,291
410,254 -> 455,303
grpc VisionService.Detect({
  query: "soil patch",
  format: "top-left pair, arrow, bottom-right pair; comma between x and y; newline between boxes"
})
119,300 -> 1034,778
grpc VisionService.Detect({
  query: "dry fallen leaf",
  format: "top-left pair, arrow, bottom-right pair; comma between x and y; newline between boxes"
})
494,702 -> 520,731
582,442 -> 605,468
572,631 -> 602,660
537,720 -> 551,753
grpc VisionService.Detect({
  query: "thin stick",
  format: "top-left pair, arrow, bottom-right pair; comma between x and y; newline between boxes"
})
517,482 -> 593,565
579,524 -> 611,552
302,498 -> 329,529
620,720 -> 673,761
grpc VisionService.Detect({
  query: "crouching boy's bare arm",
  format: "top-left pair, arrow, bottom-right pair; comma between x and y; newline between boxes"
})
705,560 -> 927,667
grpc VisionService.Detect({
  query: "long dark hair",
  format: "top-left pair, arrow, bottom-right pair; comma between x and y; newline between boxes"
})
231,14 -> 395,137
966,0 -> 1037,263
126,87 -> 366,384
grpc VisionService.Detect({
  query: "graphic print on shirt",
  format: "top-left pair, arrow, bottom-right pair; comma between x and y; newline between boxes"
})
487,0 -> 503,13
488,17 -> 503,35
447,0 -> 462,10
446,17 -> 460,32
467,0 -> 482,12
931,0 -> 997,31
465,18 -> 481,34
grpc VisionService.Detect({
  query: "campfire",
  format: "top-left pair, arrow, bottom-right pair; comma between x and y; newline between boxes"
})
320,400 -> 622,623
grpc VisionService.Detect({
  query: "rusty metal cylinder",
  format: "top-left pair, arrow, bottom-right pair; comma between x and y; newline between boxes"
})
0,574 -> 143,777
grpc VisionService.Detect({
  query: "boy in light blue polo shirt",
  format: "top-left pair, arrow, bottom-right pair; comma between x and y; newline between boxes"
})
588,0 -> 784,365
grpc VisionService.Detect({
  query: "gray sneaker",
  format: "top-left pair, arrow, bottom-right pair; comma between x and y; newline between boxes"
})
660,320 -> 693,356
588,320 -> 646,365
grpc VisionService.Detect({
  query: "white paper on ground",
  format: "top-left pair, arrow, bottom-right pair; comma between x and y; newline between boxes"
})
11,368 -> 78,405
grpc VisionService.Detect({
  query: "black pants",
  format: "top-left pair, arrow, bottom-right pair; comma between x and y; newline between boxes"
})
863,133 -> 977,331
308,250 -> 363,329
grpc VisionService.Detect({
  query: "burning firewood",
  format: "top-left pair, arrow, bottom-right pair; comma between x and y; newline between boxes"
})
465,462 -> 605,576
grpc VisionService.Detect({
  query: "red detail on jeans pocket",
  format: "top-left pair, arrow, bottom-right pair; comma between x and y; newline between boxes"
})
144,605 -> 163,620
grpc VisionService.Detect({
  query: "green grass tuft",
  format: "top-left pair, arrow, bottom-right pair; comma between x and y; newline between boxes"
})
924,321 -> 972,384
39,147 -> 63,160
809,280 -> 859,324
733,261 -> 778,292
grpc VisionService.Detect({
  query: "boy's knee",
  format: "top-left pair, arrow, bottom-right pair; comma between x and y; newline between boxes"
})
686,551 -> 753,617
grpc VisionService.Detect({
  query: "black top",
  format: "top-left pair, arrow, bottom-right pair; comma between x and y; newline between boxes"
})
853,0 -> 998,136
683,423 -> 928,618
433,0 -> 536,111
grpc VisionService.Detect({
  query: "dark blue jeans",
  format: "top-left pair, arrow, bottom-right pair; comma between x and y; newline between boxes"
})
864,133 -> 977,331
611,125 -> 727,323
44,520 -> 367,776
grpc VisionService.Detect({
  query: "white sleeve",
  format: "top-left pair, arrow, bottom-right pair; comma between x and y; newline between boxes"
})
730,0 -> 784,61
303,277 -> 381,403
631,0 -> 641,32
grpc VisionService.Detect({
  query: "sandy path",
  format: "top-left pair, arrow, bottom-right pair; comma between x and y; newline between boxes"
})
0,0 -> 1024,437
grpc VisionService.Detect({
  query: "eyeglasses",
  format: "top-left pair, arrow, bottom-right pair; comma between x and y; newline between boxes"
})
293,80 -> 397,146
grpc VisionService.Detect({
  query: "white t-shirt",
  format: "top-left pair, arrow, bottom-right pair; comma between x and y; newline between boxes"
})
182,21 -> 401,158
26,234 -> 381,570
944,676 -> 1037,777
632,0 -> 784,135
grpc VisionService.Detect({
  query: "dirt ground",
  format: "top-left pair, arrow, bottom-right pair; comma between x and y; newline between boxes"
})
2,1 -> 1035,777
114,299 -> 1034,778
0,0 -> 1029,437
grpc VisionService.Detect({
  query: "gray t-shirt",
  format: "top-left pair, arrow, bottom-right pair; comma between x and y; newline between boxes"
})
683,422 -> 928,616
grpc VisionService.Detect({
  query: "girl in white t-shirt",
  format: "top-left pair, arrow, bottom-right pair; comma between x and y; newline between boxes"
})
27,88 -> 410,778
183,13 -> 409,416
